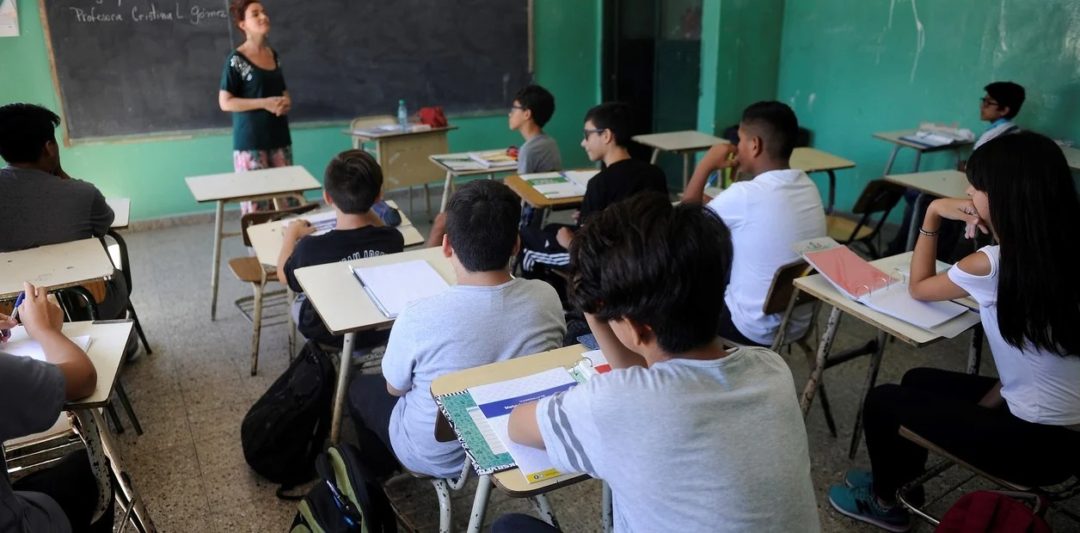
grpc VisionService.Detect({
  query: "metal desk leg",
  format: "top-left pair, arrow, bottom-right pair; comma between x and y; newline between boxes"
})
71,412 -> 112,523
966,324 -> 984,375
330,331 -> 357,443
649,148 -> 660,165
801,307 -> 843,415
883,146 -> 901,175
826,169 -> 837,214
210,200 -> 225,320
531,494 -> 559,528
602,481 -> 613,533
439,171 -> 453,213
904,192 -> 929,251
913,150 -> 923,172
848,329 -> 889,459
466,474 -> 492,533
682,152 -> 691,190
77,409 -> 155,532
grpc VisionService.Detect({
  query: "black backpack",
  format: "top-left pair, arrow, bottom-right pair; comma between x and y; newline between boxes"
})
290,444 -> 398,533
241,341 -> 335,492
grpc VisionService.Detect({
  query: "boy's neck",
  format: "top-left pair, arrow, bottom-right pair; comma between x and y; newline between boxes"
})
454,267 -> 513,287
602,146 -> 631,167
519,122 -> 543,141
334,210 -> 377,231
644,338 -> 731,366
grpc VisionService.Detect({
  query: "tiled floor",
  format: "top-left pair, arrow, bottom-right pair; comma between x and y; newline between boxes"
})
105,189 -> 1079,532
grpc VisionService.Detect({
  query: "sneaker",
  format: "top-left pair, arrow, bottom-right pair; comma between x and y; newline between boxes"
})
828,484 -> 911,532
845,468 -> 873,489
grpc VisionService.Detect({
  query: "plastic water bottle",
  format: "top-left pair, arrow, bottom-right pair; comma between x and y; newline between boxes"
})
397,99 -> 408,132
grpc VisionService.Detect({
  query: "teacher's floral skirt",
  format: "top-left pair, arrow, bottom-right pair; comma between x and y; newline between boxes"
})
232,145 -> 300,213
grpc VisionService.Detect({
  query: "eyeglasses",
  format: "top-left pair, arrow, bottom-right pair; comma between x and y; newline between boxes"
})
509,104 -> 525,114
980,96 -> 1000,108
582,128 -> 607,141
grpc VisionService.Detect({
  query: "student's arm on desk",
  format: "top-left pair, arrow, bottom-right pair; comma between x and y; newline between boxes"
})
508,402 -> 545,449
276,220 -> 315,286
19,282 -> 96,400
681,143 -> 736,205
909,198 -> 988,301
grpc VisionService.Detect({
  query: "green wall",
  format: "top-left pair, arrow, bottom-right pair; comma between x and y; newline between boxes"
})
0,0 -> 601,220
778,0 -> 1080,213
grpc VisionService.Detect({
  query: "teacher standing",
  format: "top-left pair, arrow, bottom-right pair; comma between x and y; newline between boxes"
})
218,0 -> 293,213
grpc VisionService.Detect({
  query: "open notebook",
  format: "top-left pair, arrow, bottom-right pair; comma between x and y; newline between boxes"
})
520,170 -> 599,199
468,150 -> 518,169
3,327 -> 92,361
352,259 -> 449,318
802,243 -> 967,330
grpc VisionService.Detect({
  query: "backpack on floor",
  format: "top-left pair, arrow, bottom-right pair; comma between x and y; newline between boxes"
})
936,491 -> 1051,533
290,444 -> 398,533
241,341 -> 335,493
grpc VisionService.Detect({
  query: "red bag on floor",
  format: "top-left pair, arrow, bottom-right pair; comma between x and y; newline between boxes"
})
936,491 -> 1051,533
418,106 -> 447,128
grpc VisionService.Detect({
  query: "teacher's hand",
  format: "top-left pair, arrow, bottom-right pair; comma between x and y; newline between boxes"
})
263,97 -> 286,116
279,93 -> 292,116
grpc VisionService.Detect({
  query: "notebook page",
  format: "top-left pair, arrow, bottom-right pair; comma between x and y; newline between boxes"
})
3,328 -> 92,361
861,283 -> 968,330
282,210 -> 337,236
352,260 -> 449,318
563,170 -> 599,190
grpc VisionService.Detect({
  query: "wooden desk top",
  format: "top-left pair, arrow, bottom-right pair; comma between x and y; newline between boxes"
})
873,130 -> 974,152
504,174 -> 586,209
1061,145 -> 1080,171
795,252 -> 981,346
0,239 -> 115,299
185,166 -> 321,203
791,147 -> 855,173
431,344 -> 591,495
246,200 -> 424,266
632,130 -> 727,152
294,246 -> 454,335
346,125 -> 458,141
107,198 -> 130,229
884,170 -> 968,199
429,152 -> 516,177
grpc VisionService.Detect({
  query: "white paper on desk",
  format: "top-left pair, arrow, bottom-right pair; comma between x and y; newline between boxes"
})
352,260 -> 449,318
563,170 -> 599,189
859,283 -> 967,330
521,172 -> 586,199
469,368 -> 580,483
282,210 -> 337,236
2,328 -> 91,361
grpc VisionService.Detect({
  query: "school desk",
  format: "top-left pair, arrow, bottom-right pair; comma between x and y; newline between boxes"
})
794,251 -> 983,459
293,246 -> 455,443
0,238 -> 115,299
3,321 -> 156,531
1062,145 -> 1080,171
431,344 -> 598,533
883,170 -> 969,251
428,152 -> 515,213
632,131 -> 728,189
245,199 -> 424,268
106,197 -> 130,230
790,147 -> 856,214
348,125 -> 457,217
873,130 -> 973,175
185,166 -> 321,320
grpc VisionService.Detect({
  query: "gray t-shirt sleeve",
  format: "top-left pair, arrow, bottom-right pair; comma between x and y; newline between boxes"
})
517,135 -> 563,175
535,382 -> 605,478
86,185 -> 115,237
381,308 -> 418,392
0,353 -> 66,442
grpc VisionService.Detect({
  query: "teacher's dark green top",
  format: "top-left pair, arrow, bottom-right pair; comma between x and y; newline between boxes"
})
220,49 -> 292,151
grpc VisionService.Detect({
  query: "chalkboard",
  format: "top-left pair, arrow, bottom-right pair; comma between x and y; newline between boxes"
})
39,0 -> 531,141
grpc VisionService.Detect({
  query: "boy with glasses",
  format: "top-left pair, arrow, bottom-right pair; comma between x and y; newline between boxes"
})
974,81 -> 1025,150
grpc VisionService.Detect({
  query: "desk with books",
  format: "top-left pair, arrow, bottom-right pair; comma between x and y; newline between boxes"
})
429,151 -> 518,214
883,170 -> 969,251
348,125 -> 458,217
794,250 -> 982,459
504,170 -> 599,227
873,130 -> 973,175
293,246 -> 455,443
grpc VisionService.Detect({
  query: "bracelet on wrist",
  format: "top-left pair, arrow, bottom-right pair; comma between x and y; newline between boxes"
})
918,227 -> 939,237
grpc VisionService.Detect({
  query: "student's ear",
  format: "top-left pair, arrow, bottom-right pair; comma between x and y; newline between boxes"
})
441,234 -> 453,258
601,128 -> 615,146
510,235 -> 521,258
749,134 -> 764,159
374,190 -> 384,204
999,106 -> 1011,119
322,189 -> 334,207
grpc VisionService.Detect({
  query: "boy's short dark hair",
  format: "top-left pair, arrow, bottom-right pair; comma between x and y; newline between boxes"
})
445,180 -> 522,272
584,102 -> 635,147
740,101 -> 799,160
0,103 -> 60,164
514,85 -> 556,128
984,81 -> 1026,119
570,192 -> 733,354
323,149 -> 383,214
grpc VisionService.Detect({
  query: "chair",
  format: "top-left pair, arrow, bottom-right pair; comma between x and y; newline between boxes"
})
896,425 -> 1080,525
229,202 -> 318,375
826,179 -> 906,258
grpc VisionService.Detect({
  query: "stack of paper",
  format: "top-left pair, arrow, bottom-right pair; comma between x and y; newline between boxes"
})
281,210 -> 337,236
468,150 -> 517,169
434,155 -> 487,172
352,260 -> 449,318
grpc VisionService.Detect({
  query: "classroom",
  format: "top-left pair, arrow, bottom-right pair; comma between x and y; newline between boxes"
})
2,0 -> 1080,531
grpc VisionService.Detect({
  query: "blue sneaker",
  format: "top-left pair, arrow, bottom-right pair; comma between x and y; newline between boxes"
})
845,468 -> 873,489
828,484 -> 911,532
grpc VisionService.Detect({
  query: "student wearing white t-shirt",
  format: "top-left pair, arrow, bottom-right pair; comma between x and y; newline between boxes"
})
496,194 -> 820,533
683,101 -> 826,346
829,132 -> 1080,532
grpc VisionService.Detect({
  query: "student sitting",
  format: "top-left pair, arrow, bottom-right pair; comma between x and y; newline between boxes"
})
500,193 -> 820,532
278,149 -> 404,347
520,102 -> 667,276
0,104 -> 126,321
828,132 -> 1080,532
683,101 -> 826,347
1,282 -> 113,533
347,180 -> 566,478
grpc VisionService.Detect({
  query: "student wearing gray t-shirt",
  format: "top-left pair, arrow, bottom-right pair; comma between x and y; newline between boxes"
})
498,194 -> 819,533
347,180 -> 565,479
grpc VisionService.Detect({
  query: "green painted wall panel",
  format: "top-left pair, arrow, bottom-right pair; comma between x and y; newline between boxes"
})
778,0 -> 1080,215
0,0 -> 600,220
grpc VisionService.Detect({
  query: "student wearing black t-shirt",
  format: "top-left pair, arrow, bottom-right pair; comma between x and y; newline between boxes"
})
278,150 -> 404,347
520,102 -> 667,274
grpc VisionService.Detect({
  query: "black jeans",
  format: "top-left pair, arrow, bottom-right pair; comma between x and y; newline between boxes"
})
864,367 -> 1080,501
346,374 -> 402,479
492,513 -> 560,533
12,450 -> 114,533
717,303 -> 766,347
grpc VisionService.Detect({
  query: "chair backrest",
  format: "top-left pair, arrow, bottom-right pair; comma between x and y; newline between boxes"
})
239,202 -> 320,247
852,179 -> 906,216
762,259 -> 814,316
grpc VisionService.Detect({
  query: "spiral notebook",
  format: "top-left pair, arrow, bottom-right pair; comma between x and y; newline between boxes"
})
351,260 -> 449,318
